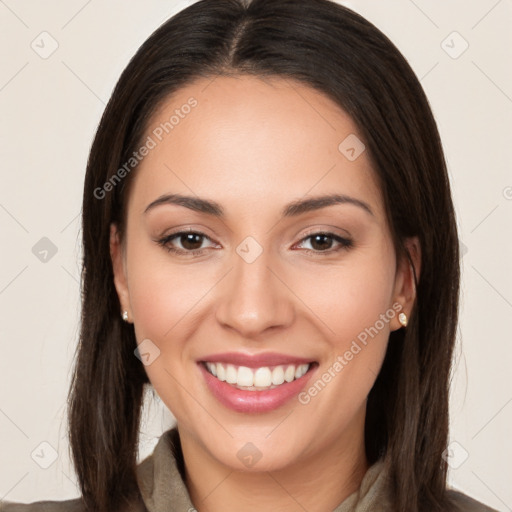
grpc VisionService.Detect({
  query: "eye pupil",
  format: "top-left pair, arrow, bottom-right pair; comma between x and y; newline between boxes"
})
311,234 -> 332,251
181,233 -> 203,250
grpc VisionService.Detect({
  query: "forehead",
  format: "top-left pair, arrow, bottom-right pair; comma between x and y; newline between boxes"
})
127,75 -> 384,221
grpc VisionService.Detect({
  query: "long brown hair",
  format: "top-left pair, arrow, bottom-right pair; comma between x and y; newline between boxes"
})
68,0 -> 460,510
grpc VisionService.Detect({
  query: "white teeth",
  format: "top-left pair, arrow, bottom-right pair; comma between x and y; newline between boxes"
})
271,366 -> 285,385
206,362 -> 217,377
216,363 -> 226,381
295,364 -> 309,379
284,365 -> 295,382
226,364 -> 237,384
254,367 -> 272,387
237,366 -> 254,387
204,362 -> 311,390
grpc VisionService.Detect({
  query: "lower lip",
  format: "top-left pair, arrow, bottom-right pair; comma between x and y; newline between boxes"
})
198,362 -> 317,413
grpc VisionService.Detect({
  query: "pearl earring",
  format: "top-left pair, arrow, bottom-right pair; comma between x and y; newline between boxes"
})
398,312 -> 408,327
122,310 -> 129,322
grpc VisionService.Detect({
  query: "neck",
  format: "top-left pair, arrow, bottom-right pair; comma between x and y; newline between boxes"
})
179,411 -> 369,512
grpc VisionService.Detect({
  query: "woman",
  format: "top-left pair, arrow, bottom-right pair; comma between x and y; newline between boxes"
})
0,0 -> 499,511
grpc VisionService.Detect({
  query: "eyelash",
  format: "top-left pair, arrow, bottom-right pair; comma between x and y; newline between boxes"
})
156,229 -> 353,257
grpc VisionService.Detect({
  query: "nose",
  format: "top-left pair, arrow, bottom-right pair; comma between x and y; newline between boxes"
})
214,243 -> 295,338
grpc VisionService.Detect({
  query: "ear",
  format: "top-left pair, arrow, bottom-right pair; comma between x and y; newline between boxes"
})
110,223 -> 132,322
390,236 -> 421,331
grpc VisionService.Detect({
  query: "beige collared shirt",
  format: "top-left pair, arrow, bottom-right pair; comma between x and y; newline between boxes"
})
0,427 -> 498,511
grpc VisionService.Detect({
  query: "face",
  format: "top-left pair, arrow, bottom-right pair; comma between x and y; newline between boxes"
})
111,75 -> 419,473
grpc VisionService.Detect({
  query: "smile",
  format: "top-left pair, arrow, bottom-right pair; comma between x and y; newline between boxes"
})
203,361 -> 311,390
198,354 -> 318,413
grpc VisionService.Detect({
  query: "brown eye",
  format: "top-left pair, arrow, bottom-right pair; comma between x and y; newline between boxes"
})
309,234 -> 335,251
157,230 -> 216,256
177,232 -> 205,250
296,232 -> 353,255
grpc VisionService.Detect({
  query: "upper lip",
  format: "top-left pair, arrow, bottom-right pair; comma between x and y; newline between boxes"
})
199,352 -> 316,368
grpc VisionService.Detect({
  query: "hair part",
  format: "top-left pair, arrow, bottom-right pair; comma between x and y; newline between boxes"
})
69,1 -> 460,510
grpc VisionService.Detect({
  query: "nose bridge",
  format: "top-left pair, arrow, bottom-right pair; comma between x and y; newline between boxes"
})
214,238 -> 294,336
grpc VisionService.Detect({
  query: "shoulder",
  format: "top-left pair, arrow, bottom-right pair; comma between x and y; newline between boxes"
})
0,498 -> 85,512
447,489 -> 499,512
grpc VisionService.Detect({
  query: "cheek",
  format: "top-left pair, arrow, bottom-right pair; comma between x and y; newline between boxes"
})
293,252 -> 396,347
293,264 -> 393,434
127,232 -> 396,352
290,245 -> 395,403
125,234 -> 215,341
129,268 -> 193,340
125,245 -> 212,419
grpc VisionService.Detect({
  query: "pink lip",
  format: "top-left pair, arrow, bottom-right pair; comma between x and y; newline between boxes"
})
199,351 -> 315,368
198,361 -> 318,414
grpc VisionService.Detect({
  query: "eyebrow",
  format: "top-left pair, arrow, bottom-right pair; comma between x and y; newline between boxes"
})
144,193 -> 374,218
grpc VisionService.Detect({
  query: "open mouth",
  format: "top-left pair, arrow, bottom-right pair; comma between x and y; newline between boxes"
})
200,361 -> 318,391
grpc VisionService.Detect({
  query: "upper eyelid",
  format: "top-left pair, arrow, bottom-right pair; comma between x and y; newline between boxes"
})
298,226 -> 351,239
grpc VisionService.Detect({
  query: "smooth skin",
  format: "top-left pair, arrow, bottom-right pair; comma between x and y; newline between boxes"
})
110,75 -> 421,512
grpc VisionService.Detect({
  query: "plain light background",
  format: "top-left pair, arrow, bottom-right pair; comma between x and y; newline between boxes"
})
0,0 -> 511,509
